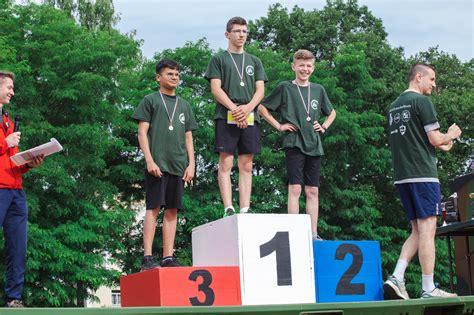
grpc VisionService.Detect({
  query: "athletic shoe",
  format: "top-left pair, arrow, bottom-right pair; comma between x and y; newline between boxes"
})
421,286 -> 457,298
383,275 -> 410,300
160,256 -> 181,267
312,232 -> 324,241
223,207 -> 235,217
141,255 -> 160,271
6,299 -> 24,307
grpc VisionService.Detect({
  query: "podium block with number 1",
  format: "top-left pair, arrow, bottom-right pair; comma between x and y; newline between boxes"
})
192,214 -> 315,305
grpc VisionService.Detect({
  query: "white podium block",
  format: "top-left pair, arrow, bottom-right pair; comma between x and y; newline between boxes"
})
192,214 -> 315,305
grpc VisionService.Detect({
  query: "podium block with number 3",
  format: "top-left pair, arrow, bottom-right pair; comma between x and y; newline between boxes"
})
313,240 -> 383,302
192,214 -> 315,305
120,267 -> 241,307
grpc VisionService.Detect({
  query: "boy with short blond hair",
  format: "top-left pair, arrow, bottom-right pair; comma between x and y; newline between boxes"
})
259,49 -> 336,240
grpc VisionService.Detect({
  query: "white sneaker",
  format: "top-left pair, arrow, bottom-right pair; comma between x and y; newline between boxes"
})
312,232 -> 324,241
421,287 -> 457,298
383,275 -> 410,300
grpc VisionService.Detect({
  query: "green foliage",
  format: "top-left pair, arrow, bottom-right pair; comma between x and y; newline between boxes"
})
0,2 -> 141,306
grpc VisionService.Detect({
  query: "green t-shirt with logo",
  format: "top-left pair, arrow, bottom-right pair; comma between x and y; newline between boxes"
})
388,91 -> 439,183
132,92 -> 198,176
262,81 -> 334,157
205,50 -> 268,122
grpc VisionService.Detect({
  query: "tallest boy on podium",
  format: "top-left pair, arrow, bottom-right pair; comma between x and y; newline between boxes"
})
205,17 -> 267,216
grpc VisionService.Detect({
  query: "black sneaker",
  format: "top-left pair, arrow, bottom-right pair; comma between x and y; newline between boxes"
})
223,207 -> 235,218
160,256 -> 181,267
6,299 -> 24,307
141,255 -> 160,271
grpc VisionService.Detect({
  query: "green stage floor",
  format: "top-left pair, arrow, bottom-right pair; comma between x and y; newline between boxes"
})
2,297 -> 474,315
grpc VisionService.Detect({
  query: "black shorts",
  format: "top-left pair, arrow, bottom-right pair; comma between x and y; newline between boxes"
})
145,171 -> 184,210
285,148 -> 321,187
214,119 -> 261,155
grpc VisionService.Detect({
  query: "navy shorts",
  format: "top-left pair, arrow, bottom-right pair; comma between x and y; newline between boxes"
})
145,172 -> 184,210
214,119 -> 261,155
285,147 -> 321,187
396,182 -> 441,221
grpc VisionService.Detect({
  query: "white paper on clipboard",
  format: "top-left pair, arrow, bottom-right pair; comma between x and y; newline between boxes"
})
10,138 -> 63,166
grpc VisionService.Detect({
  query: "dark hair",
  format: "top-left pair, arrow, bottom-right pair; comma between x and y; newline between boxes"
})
156,59 -> 180,74
226,16 -> 247,32
0,70 -> 15,82
408,63 -> 434,82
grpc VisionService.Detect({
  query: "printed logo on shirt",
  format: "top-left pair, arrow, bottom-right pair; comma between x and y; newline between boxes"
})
311,99 -> 319,110
389,113 -> 393,126
394,112 -> 401,124
399,125 -> 406,135
246,65 -> 254,76
402,110 -> 411,122
179,113 -> 185,124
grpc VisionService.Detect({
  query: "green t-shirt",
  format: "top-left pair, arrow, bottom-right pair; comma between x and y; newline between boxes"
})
262,81 -> 334,157
132,92 -> 198,176
388,91 -> 439,183
205,50 -> 267,121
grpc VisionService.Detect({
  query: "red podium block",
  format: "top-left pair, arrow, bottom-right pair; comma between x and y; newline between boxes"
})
120,266 -> 241,307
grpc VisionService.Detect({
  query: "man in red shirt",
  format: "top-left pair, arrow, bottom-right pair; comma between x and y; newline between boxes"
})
0,70 -> 44,307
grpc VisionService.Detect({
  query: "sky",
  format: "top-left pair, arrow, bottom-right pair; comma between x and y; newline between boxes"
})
113,0 -> 473,62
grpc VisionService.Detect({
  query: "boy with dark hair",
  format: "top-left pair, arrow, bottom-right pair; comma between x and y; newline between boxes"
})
133,60 -> 198,270
205,16 -> 267,216
258,49 -> 336,240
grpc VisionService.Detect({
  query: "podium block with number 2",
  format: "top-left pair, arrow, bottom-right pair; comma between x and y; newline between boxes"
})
313,240 -> 383,302
192,214 -> 315,305
120,267 -> 241,307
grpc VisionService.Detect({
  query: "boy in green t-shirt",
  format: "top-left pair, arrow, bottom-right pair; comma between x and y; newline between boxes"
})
205,16 -> 267,217
258,49 -> 336,240
133,60 -> 198,270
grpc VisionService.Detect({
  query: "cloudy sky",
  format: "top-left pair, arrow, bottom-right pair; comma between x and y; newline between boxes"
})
114,0 -> 473,62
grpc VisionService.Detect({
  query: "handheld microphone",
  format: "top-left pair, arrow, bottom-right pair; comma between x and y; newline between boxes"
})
14,116 -> 20,132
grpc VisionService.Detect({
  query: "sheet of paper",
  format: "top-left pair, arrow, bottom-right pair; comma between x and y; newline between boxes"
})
227,111 -> 255,126
10,138 -> 63,166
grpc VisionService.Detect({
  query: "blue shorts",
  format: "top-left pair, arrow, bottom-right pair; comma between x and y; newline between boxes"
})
396,182 -> 441,221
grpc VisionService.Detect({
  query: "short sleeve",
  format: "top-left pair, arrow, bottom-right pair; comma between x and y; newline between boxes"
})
185,104 -> 198,132
132,96 -> 154,122
418,97 -> 438,127
320,86 -> 334,116
262,83 -> 285,112
205,55 -> 222,81
254,57 -> 268,82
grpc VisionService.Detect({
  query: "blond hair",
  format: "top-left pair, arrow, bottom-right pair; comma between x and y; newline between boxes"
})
293,50 -> 315,62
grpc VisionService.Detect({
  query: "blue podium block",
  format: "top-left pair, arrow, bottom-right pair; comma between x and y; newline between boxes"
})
313,240 -> 383,302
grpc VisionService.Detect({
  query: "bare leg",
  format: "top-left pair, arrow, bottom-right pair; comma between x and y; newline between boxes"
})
143,208 -> 159,256
218,152 -> 234,208
288,184 -> 302,214
162,208 -> 178,257
417,216 -> 437,275
238,154 -> 253,209
399,220 -> 419,263
305,186 -> 319,234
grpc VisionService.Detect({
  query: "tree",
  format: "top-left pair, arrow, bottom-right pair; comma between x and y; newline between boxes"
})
42,0 -> 118,31
0,2 -> 142,306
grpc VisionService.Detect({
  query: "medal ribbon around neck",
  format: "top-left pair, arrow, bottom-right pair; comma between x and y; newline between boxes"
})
294,81 -> 312,121
159,91 -> 179,131
227,50 -> 246,87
